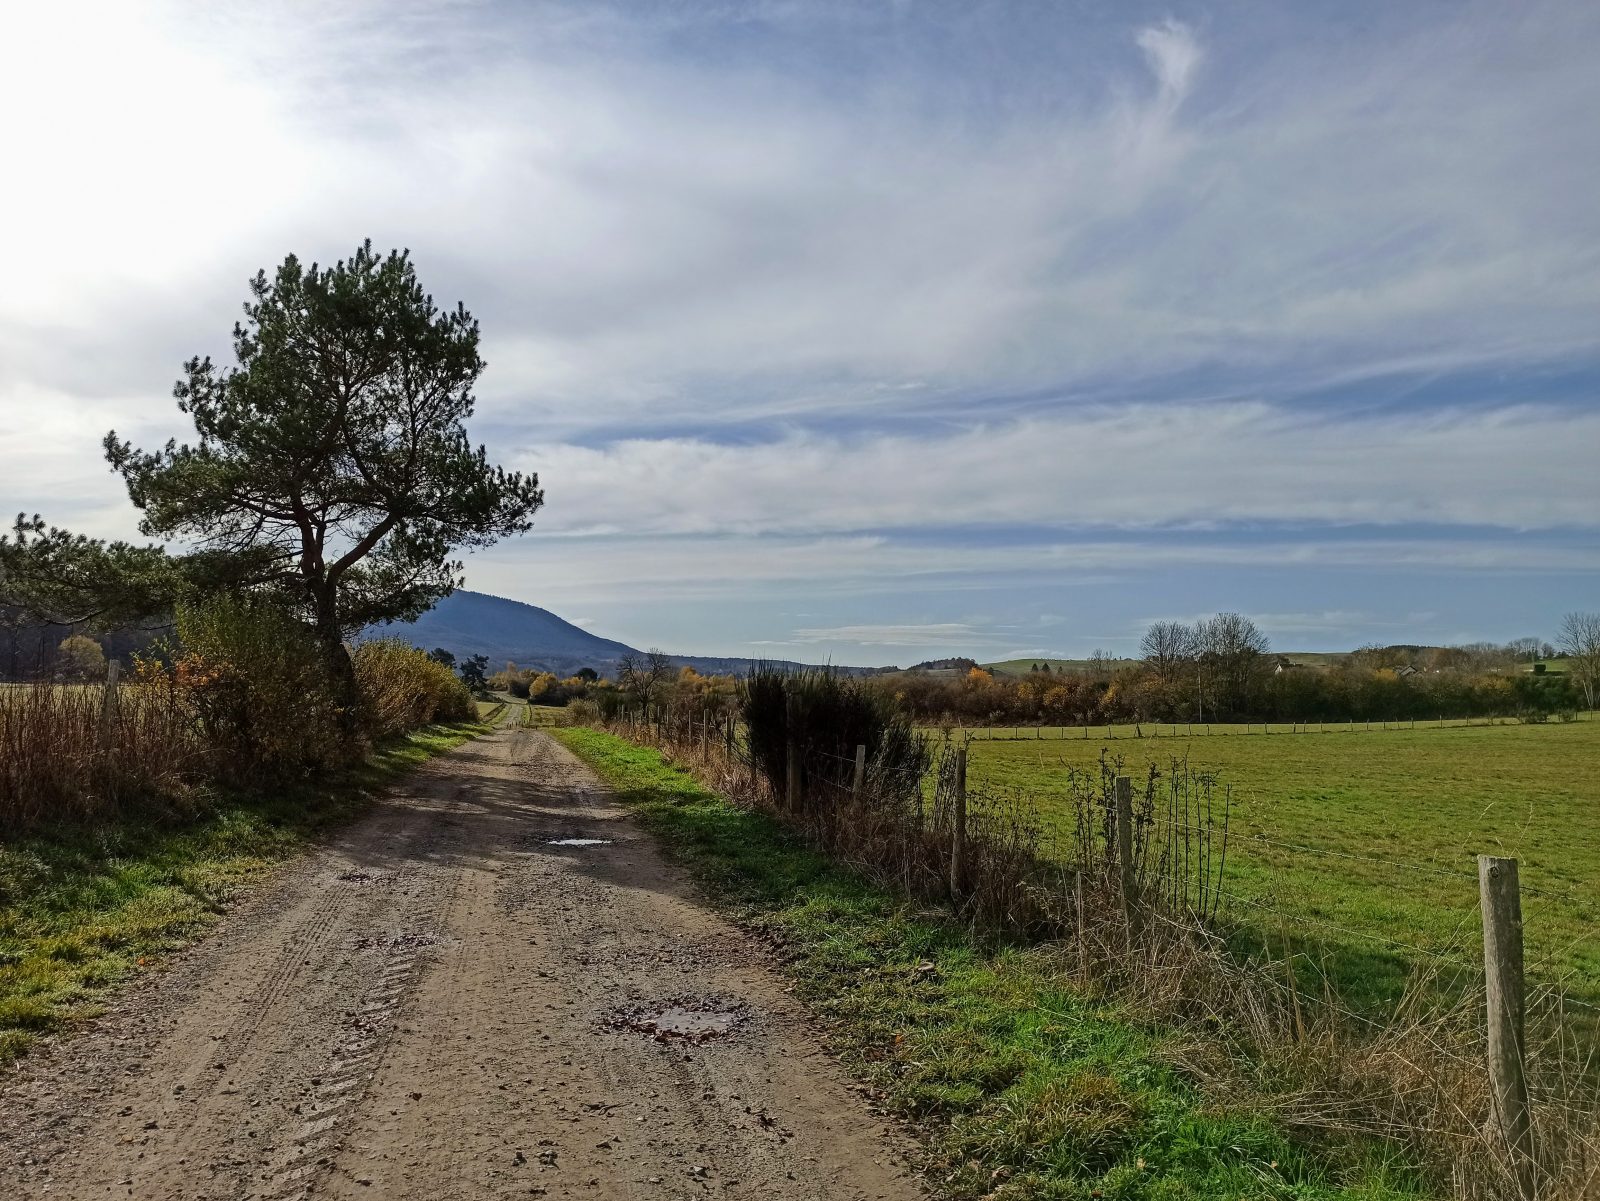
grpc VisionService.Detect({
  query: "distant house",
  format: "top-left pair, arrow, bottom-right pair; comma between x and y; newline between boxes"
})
1395,665 -> 1419,678
1272,658 -> 1297,674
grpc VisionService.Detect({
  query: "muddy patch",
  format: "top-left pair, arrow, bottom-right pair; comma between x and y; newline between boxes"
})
351,931 -> 441,952
336,869 -> 393,885
547,837 -> 612,847
605,995 -> 752,1044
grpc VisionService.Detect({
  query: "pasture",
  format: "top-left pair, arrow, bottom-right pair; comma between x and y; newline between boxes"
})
957,718 -> 1600,1006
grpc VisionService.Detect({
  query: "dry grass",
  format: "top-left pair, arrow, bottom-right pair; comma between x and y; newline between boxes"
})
0,680 -> 201,832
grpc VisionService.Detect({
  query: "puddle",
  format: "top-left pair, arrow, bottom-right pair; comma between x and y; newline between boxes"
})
606,996 -> 751,1044
336,870 -> 390,884
547,838 -> 611,847
351,931 -> 440,952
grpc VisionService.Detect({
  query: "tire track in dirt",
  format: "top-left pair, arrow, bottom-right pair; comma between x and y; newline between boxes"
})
0,717 -> 919,1200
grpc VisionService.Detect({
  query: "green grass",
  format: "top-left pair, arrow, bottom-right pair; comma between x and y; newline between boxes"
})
0,720 -> 484,1064
554,725 -> 1429,1201
958,719 -> 1600,1008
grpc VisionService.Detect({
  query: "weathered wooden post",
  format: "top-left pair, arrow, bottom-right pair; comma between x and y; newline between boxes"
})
950,748 -> 968,897
852,743 -> 866,797
785,694 -> 800,813
1479,855 -> 1535,1201
1115,775 -> 1137,945
97,659 -> 122,750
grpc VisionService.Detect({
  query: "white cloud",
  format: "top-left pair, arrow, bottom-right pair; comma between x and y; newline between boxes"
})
511,401 -> 1600,538
1135,18 -> 1202,114
3,1 -> 1598,658
787,622 -> 989,648
4,2 -> 1596,437
462,533 -> 1600,609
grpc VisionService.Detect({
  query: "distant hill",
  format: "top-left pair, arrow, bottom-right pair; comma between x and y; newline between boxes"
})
373,589 -> 861,679
375,590 -> 637,675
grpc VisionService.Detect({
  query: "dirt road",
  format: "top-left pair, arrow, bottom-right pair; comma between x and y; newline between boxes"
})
0,718 -> 919,1200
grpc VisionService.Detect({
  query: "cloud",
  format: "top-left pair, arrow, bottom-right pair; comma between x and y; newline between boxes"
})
3,1 -> 1598,658
5,1 -> 1597,439
511,401 -> 1600,538
1135,18 -> 1202,113
462,533 -> 1600,610
787,622 -> 991,648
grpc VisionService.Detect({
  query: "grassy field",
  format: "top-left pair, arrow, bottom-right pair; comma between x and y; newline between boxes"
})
957,719 -> 1600,1006
554,726 -> 1427,1200
0,720 -> 485,1064
982,657 -> 1138,676
979,655 -> 1569,677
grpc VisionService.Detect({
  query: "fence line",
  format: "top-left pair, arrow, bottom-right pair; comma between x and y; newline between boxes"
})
602,702 -> 1599,1197
945,711 -> 1598,743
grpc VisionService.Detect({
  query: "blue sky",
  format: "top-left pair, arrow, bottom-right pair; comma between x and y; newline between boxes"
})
2,1 -> 1596,663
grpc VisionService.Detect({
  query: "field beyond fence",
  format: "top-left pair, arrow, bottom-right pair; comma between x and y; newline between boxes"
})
957,717 -> 1600,1009
585,700 -> 1600,1198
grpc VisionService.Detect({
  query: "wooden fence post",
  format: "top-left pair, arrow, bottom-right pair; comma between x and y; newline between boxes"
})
852,743 -> 866,797
785,695 -> 800,813
1479,855 -> 1535,1201
98,659 -> 122,750
1115,775 -> 1137,945
950,748 -> 968,897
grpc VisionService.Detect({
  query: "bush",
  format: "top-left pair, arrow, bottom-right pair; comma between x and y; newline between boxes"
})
740,666 -> 929,809
1,601 -> 478,834
353,639 -> 475,739
56,635 -> 107,682
169,597 -> 346,786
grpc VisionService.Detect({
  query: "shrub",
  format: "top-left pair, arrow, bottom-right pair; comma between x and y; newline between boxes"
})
739,665 -> 929,808
169,597 -> 346,786
56,635 -> 107,682
1,601 -> 477,833
352,639 -> 475,739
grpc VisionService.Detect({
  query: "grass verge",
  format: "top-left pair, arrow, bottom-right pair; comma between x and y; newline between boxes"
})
553,726 -> 1427,1201
0,720 -> 484,1065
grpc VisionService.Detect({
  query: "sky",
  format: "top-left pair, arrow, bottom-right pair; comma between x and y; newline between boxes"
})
2,0 -> 1597,665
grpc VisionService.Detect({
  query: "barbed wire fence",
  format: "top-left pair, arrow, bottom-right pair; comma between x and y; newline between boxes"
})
945,708 -> 1597,743
593,701 -> 1598,1199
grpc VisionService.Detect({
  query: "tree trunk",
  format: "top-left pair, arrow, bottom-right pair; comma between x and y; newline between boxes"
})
313,601 -> 363,748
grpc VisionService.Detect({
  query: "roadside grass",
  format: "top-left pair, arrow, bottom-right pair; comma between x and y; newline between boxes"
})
957,720 -> 1600,1009
554,726 -> 1427,1201
0,720 -> 483,1065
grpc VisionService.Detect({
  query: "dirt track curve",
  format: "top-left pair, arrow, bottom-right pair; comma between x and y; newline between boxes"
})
0,716 -> 919,1200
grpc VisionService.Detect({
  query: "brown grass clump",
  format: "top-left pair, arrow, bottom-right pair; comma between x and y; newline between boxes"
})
0,678 -> 199,831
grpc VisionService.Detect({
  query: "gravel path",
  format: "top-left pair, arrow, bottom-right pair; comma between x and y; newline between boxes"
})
0,718 -> 919,1200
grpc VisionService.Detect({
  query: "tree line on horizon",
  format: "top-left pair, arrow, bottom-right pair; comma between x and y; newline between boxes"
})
885,612 -> 1600,726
